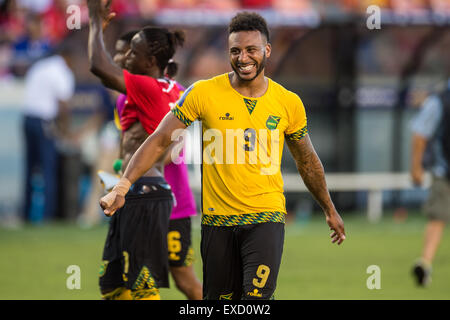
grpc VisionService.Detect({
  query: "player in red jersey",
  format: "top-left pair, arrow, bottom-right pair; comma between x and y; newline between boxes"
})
110,28 -> 202,299
87,0 -> 187,300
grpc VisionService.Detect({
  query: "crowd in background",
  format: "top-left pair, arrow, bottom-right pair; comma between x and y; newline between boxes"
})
0,0 -> 449,225
1,0 -> 450,81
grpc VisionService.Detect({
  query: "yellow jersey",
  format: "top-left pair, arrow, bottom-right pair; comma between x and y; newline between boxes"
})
172,73 -> 307,226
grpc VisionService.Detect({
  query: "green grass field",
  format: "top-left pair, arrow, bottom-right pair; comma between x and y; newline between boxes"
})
1,212 -> 449,300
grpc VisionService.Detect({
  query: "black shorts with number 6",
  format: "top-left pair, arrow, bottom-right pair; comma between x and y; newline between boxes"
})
200,222 -> 285,300
168,217 -> 194,268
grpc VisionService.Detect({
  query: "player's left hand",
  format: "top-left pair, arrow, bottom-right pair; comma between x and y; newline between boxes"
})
87,0 -> 116,27
326,211 -> 346,245
101,0 -> 116,31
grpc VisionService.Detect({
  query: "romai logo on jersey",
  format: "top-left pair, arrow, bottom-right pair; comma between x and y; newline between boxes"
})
219,113 -> 234,120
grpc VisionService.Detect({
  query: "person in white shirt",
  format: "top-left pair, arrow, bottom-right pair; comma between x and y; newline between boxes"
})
410,79 -> 450,287
22,43 -> 75,223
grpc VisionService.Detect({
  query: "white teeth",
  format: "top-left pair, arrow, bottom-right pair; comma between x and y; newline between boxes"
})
239,64 -> 255,72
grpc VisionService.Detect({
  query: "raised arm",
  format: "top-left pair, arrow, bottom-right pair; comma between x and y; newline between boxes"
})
100,112 -> 187,215
87,0 -> 126,93
286,135 -> 346,245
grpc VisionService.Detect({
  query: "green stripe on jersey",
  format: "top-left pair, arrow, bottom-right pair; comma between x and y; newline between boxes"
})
201,211 -> 285,226
171,107 -> 193,126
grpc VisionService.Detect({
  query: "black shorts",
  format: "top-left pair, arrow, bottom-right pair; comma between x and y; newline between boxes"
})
168,217 -> 194,268
99,177 -> 173,291
200,222 -> 285,300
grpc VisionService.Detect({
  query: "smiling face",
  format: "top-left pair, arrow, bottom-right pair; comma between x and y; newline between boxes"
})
124,32 -> 152,75
228,30 -> 271,82
113,39 -> 130,69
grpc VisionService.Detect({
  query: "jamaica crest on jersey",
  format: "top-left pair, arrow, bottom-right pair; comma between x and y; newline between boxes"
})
266,115 -> 281,130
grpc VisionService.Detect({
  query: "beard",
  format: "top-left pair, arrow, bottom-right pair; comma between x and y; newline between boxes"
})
231,53 -> 266,82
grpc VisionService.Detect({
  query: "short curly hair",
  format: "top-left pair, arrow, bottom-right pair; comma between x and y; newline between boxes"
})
228,12 -> 270,42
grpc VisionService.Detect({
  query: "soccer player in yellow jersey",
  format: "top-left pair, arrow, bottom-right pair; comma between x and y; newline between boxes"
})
100,12 -> 346,300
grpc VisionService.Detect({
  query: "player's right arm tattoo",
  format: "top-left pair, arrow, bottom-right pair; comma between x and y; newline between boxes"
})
286,135 -> 337,215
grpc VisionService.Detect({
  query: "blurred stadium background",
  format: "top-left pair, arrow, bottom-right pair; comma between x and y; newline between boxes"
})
0,0 -> 450,300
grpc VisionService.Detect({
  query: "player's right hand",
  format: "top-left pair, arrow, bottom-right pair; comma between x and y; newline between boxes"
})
100,191 -> 125,217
